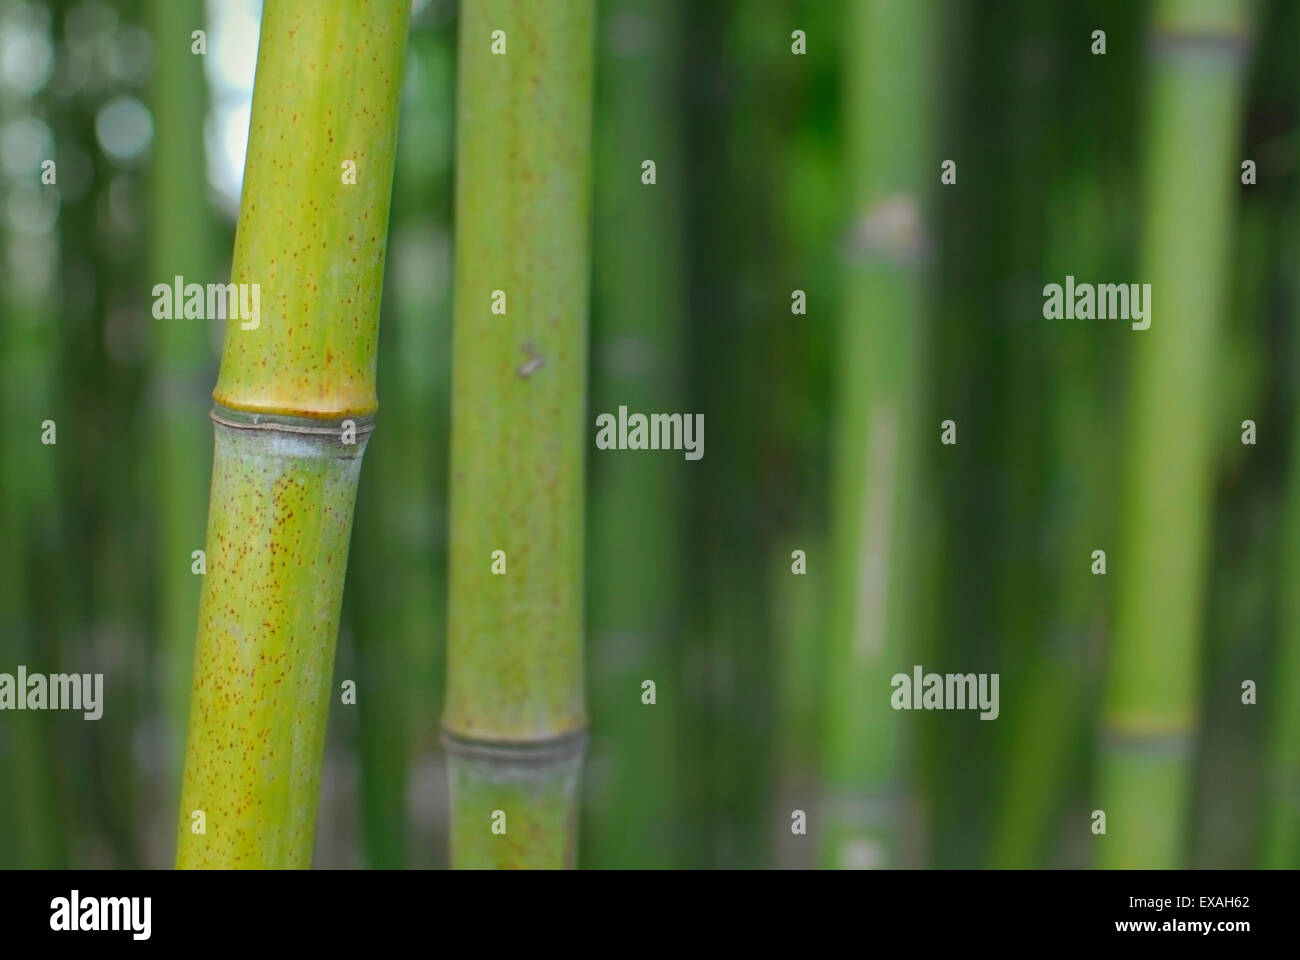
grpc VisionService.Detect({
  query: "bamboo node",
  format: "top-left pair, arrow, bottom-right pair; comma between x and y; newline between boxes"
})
1147,28 -> 1252,61
211,405 -> 376,439
441,727 -> 589,765
842,193 -> 929,267
1100,726 -> 1195,757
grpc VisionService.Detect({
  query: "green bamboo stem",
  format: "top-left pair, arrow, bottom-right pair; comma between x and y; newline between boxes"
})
0,248 -> 61,873
1261,210 -> 1300,870
393,28 -> 456,869
1097,0 -> 1252,869
48,0 -> 117,861
773,534 -> 826,869
447,741 -> 585,869
991,7 -> 1130,860
347,503 -> 410,868
443,0 -> 594,869
920,1 -> 1000,867
821,0 -> 936,869
699,0 -> 801,870
392,22 -> 456,771
581,0 -> 684,870
672,0 -> 728,867
768,0 -> 843,870
0,1 -> 65,866
993,173 -> 1114,867
150,0 -> 215,795
991,0 -> 1053,744
175,0 -> 410,869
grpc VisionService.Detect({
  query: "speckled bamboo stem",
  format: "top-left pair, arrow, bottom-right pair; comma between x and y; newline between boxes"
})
443,0 -> 594,869
175,0 -> 409,869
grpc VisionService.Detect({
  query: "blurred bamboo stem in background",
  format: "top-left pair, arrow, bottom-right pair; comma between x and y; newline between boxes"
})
347,16 -> 457,869
1097,0 -> 1252,869
0,0 -> 63,865
443,0 -> 594,869
1262,174 -> 1300,868
582,0 -> 684,869
175,0 -> 410,868
821,0 -> 936,870
991,0 -> 1136,864
149,0 -> 214,803
993,171 -> 1114,867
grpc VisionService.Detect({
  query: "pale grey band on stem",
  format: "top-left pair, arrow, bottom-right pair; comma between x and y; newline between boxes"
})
1148,28 -> 1252,62
1100,727 -> 1196,758
822,786 -> 903,825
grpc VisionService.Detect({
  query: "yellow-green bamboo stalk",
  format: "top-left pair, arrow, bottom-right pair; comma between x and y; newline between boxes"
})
1097,0 -> 1252,869
443,0 -> 594,869
175,0 -> 410,869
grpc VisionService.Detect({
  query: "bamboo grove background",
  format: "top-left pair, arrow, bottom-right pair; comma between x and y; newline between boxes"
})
0,0 -> 1297,868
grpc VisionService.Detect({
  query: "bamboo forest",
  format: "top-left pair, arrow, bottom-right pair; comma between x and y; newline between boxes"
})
0,0 -> 1297,873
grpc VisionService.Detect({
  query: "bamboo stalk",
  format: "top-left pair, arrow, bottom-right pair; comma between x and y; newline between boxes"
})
443,0 -> 595,870
821,0 -> 937,869
387,23 -> 456,867
1262,211 -> 1300,870
1097,0 -> 1252,869
175,0 -> 410,869
672,0 -> 728,867
149,0 -> 215,797
919,1 -> 1003,867
991,2 -> 1132,863
993,172 -> 1114,867
0,230 -> 62,873
700,0 -> 799,870
0,0 -> 65,866
582,0 -> 685,870
773,532 -> 826,869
